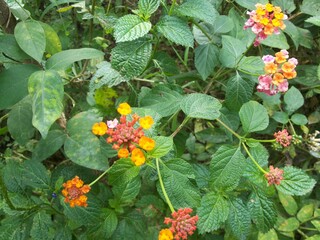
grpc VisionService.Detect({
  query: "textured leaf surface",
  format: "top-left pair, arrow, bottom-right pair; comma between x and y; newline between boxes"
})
138,0 -> 160,16
108,158 -> 140,185
197,192 -> 229,234
28,70 -> 64,138
7,96 -> 35,145
157,15 -> 194,47
235,0 -> 268,9
301,0 -> 320,16
46,48 -> 104,70
195,43 -> 219,80
114,15 -> 151,42
176,0 -> 218,25
111,39 -> 152,78
31,211 -> 54,240
88,209 -> 118,239
276,166 -> 316,196
225,73 -> 254,111
113,176 -> 141,204
226,198 -> 251,240
261,32 -> 289,49
148,136 -> 173,158
210,145 -> 246,191
14,20 -> 46,62
284,86 -> 304,114
219,35 -> 246,68
239,101 -> 269,133
21,160 -> 50,188
180,93 -> 221,120
2,160 -> 26,193
248,190 -> 277,232
238,56 -> 264,75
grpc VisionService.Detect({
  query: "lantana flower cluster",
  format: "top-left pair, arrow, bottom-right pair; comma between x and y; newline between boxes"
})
160,208 -> 199,240
274,129 -> 292,147
257,50 -> 298,95
265,166 -> 284,185
92,102 -> 155,166
244,3 -> 287,46
62,176 -> 91,207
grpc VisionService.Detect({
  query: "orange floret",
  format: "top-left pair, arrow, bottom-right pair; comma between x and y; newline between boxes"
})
158,229 -> 173,240
117,102 -> 132,115
139,116 -> 154,129
275,52 -> 287,63
92,122 -> 107,136
131,148 -> 146,166
118,148 -> 129,158
139,136 -> 155,151
283,71 -> 297,79
264,62 -> 278,74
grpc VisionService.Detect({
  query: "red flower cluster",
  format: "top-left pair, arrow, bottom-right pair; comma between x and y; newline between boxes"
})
164,208 -> 199,240
265,166 -> 284,185
274,129 -> 292,147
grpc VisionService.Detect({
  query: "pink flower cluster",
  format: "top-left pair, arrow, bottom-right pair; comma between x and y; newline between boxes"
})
164,208 -> 199,240
265,166 -> 284,185
257,50 -> 298,95
274,129 -> 292,147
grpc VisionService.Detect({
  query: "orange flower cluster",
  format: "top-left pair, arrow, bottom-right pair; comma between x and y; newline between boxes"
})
159,228 -> 173,240
62,176 -> 91,208
244,3 -> 287,46
257,50 -> 298,95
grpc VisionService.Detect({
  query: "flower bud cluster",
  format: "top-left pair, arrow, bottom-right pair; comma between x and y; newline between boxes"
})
274,129 -> 292,147
244,3 -> 287,46
257,50 -> 298,95
265,165 -> 284,185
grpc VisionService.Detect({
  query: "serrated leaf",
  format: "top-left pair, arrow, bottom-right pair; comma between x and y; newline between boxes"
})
301,0 -> 320,16
31,211 -> 54,240
278,192 -> 298,215
291,113 -> 308,125
14,20 -> 46,62
40,22 -> 62,55
88,209 -> 118,239
176,0 -> 218,25
277,217 -> 300,232
113,176 -> 141,204
2,160 -> 26,193
114,15 -> 151,42
46,48 -> 104,70
210,145 -> 246,191
108,158 -> 140,185
226,198 -> 251,240
166,158 -> 195,179
28,70 -> 64,138
238,56 -> 264,75
213,15 -> 234,34
284,86 -> 304,115
111,38 -> 152,78
32,130 -> 67,162
277,166 -> 316,196
305,16 -> 320,26
148,136 -> 173,158
219,35 -> 246,68
157,15 -> 194,47
225,73 -> 254,111
138,0 -> 160,16
192,22 -> 216,45
235,0 -> 268,9
180,93 -> 221,120
261,31 -> 289,49
239,101 -> 269,133
248,190 -> 277,232
139,85 -> 183,117
197,192 -> 229,234
195,43 -> 219,80
21,160 -> 50,188
7,96 -> 35,145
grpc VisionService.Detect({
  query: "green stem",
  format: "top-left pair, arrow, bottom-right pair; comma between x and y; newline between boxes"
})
171,44 -> 190,71
170,117 -> 191,138
192,21 -> 213,42
297,229 -> 308,239
0,113 -> 8,123
156,158 -> 175,213
89,0 -> 97,45
288,120 -> 297,136
242,142 -> 268,174
246,138 -> 276,143
299,227 -> 318,231
215,118 -> 242,140
168,0 -> 177,15
89,167 -> 112,186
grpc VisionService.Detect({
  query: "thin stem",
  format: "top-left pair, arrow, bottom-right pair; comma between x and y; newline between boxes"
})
89,167 -> 112,186
171,45 -> 190,71
156,158 -> 174,213
168,0 -> 176,15
134,78 -> 156,83
0,113 -> 8,123
89,0 -> 97,45
242,142 -> 268,174
106,0 -> 112,14
246,138 -> 276,143
159,110 -> 179,132
215,118 -> 242,140
288,120 -> 297,136
192,21 -> 213,42
297,229 -> 308,239
170,117 -> 191,138
299,227 -> 318,231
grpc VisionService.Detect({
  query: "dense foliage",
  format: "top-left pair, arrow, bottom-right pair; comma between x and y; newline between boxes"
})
0,0 -> 319,239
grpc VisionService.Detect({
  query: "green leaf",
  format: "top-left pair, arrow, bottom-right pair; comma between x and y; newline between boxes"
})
113,176 -> 141,204
295,65 -> 319,87
153,51 -> 179,76
213,15 -> 234,34
272,111 -> 289,124
175,0 -> 218,25
219,35 -> 246,68
238,56 -> 265,75
210,145 -> 246,191
138,0 -> 160,16
139,85 -> 183,117
157,15 -> 194,47
276,166 -> 316,196
28,70 -> 64,138
89,61 -> 129,92
301,0 -> 320,16
297,204 -> 314,223
311,220 -> 320,231
64,111 -> 112,171
46,48 -> 104,70
39,22 -> 62,55
114,15 -> 151,42
195,43 -> 219,80
261,31 -> 289,49
278,192 -> 298,215
32,130 -> 67,162
0,64 -> 39,110
31,211 -> 54,240
88,209 -> 118,239
192,22 -> 216,45
277,217 -> 300,232
291,113 -> 308,125
235,0 -> 268,9
225,73 -> 254,111
108,158 -> 140,185
284,86 -> 304,115
305,16 -> 320,26
157,159 -> 201,209
197,192 -> 230,234
148,136 -> 173,158
258,229 -> 278,240
0,34 -> 30,60
7,96 -> 35,145
193,164 -> 210,188
226,198 -> 251,240
248,190 -> 277,232
180,93 -> 222,120
14,20 -> 46,62
21,160 -> 50,188
239,101 -> 269,133
283,20 -> 301,50
272,0 -> 296,13
296,27 -> 313,49
111,38 -> 152,78
2,160 -> 26,193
